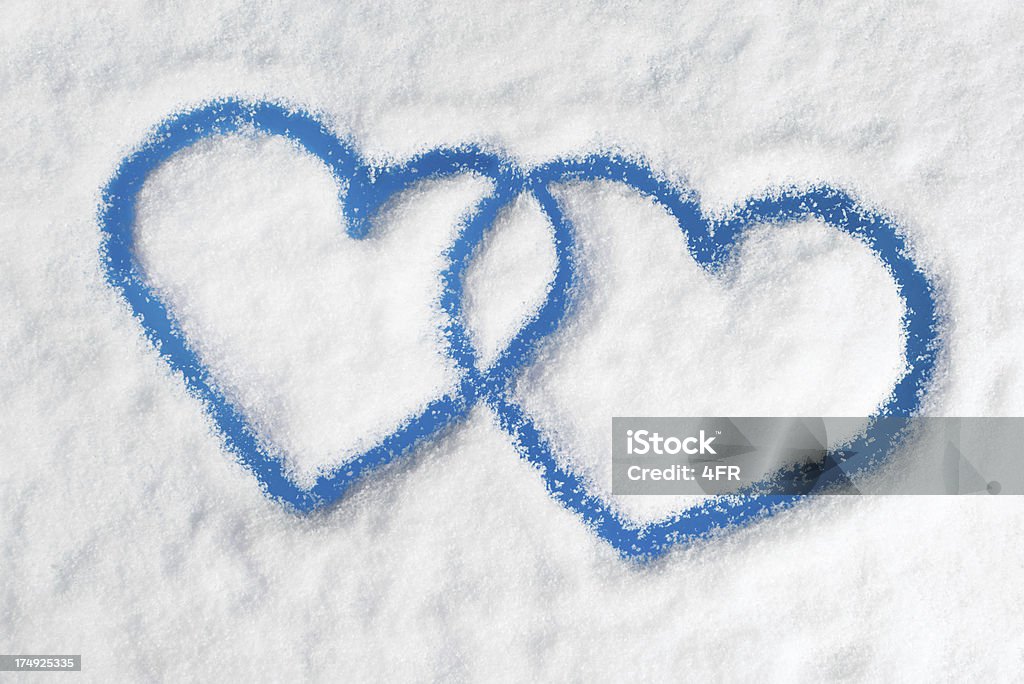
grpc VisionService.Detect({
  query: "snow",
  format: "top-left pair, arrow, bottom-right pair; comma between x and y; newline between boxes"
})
515,183 -> 905,523
2,0 -> 1024,680
135,133 -> 489,487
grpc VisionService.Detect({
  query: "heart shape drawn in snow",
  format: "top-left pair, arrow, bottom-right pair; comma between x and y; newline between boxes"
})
99,100 -> 939,560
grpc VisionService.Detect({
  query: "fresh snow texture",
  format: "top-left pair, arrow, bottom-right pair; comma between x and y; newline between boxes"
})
2,1 -> 1024,681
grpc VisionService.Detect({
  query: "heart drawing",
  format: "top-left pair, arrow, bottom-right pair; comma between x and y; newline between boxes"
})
99,100 -> 940,560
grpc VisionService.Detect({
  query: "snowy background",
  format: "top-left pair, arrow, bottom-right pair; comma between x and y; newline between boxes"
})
2,1 -> 1023,680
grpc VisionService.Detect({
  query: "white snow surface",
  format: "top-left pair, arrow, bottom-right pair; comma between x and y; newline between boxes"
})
135,134 -> 490,487
2,1 -> 1024,680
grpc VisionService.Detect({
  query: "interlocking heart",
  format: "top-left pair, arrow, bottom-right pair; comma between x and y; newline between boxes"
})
100,100 -> 939,559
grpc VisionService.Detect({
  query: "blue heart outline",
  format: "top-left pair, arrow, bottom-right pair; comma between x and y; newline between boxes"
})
99,99 -> 939,560
100,99 -> 524,511
484,159 -> 940,558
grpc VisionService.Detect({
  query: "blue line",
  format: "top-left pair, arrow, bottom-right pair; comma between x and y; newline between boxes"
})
98,101 -> 941,560
479,158 -> 939,559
